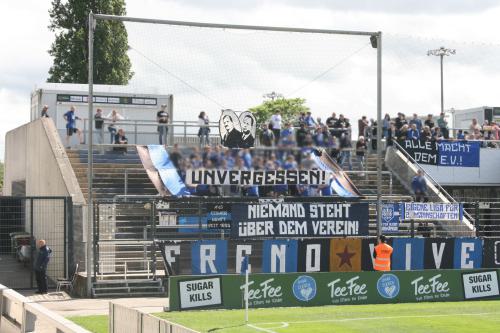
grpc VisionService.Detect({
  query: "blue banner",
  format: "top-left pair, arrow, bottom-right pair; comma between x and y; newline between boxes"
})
381,203 -> 402,233
191,240 -> 228,275
437,141 -> 480,167
147,145 -> 190,196
262,240 -> 298,273
453,238 -> 483,269
392,238 -> 425,270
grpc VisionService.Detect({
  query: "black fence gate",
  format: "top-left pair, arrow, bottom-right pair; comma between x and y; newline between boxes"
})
0,197 -> 71,289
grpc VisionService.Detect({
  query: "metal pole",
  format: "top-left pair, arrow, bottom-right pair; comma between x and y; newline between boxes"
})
440,54 -> 444,114
86,12 -> 95,297
376,31 -> 383,237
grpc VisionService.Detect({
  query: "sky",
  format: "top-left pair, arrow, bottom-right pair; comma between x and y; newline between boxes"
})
2,0 -> 500,161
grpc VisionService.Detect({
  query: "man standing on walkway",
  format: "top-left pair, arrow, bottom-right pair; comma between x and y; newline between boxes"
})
412,169 -> 428,202
373,235 -> 393,271
35,240 -> 52,294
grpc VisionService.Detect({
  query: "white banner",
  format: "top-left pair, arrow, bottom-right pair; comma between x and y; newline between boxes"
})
462,271 -> 500,299
403,203 -> 462,221
179,277 -> 222,309
185,169 -> 328,186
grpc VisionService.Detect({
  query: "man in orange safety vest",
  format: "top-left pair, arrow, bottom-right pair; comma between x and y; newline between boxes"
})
373,235 -> 393,271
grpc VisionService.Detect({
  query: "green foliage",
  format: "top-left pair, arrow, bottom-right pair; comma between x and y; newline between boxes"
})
47,0 -> 133,84
249,97 -> 309,128
68,315 -> 108,333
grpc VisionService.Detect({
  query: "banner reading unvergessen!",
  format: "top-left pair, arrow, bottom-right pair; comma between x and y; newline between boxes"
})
231,202 -> 369,238
185,169 -> 328,186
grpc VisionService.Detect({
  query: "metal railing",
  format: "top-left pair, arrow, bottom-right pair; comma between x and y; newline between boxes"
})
392,140 -> 475,228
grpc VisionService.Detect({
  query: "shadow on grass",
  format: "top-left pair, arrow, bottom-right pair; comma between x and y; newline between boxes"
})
208,323 -> 246,332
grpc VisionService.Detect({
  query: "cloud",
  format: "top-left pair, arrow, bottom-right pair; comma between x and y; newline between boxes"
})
160,0 -> 499,14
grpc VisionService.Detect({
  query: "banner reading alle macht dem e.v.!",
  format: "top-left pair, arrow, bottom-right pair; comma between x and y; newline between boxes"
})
169,269 -> 500,311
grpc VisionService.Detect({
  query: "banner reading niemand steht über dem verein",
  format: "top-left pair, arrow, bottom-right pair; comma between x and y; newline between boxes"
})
231,202 -> 369,238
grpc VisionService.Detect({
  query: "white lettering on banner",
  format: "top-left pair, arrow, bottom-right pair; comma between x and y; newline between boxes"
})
271,244 -> 286,273
405,243 -> 412,270
248,203 -> 306,219
432,243 -> 445,269
186,169 -> 327,185
240,278 -> 283,300
179,278 -> 222,309
462,271 -> 500,299
403,203 -> 461,221
327,276 -> 367,298
236,245 -> 252,274
200,245 -> 217,274
460,243 -> 474,269
164,245 -> 180,266
369,243 -> 376,268
278,220 -> 307,235
411,274 -> 450,296
306,244 -> 321,272
238,221 -> 274,237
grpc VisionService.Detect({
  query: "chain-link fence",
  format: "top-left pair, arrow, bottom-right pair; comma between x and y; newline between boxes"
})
0,197 -> 71,289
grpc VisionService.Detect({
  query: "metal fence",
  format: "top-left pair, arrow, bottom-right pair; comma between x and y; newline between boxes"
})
92,196 -> 482,280
0,197 -> 71,289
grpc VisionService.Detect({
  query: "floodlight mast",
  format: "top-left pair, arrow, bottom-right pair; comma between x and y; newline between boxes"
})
427,47 -> 456,114
87,12 -> 95,297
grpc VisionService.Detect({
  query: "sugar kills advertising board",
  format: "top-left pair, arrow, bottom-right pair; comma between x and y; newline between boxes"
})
231,202 -> 369,238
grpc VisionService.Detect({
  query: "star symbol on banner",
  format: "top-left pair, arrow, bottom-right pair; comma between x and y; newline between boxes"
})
336,245 -> 356,268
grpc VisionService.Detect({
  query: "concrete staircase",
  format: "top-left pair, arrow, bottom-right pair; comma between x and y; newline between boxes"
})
66,149 -> 157,201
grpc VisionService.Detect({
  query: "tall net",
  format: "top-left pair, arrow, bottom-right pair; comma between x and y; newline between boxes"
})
94,17 -> 500,139
118,21 -> 377,137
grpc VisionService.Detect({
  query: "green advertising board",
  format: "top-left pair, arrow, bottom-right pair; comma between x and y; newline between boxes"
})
169,269 -> 500,311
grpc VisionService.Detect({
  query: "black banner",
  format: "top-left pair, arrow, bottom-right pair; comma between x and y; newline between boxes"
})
231,202 -> 369,238
227,240 -> 263,273
423,238 -> 454,269
399,139 -> 438,165
483,239 -> 500,268
297,240 -> 331,272
206,203 -> 232,229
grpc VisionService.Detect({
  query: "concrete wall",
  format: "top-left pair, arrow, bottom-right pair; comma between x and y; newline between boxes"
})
4,118 -> 84,203
421,148 -> 500,186
4,118 -> 87,277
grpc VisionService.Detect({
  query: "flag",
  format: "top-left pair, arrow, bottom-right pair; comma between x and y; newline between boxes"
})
311,149 -> 362,197
137,145 -> 190,196
240,255 -> 249,274
329,238 -> 362,272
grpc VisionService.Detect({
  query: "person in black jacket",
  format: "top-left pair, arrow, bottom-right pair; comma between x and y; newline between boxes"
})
35,240 -> 52,294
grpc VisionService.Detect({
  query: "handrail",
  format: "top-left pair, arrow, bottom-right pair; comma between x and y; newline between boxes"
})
124,168 -> 147,196
392,140 -> 475,225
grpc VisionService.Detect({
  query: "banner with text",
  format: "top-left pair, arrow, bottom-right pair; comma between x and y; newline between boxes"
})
185,169 -> 328,186
230,202 -> 370,238
399,140 -> 480,167
169,269 -> 500,311
403,202 -> 463,221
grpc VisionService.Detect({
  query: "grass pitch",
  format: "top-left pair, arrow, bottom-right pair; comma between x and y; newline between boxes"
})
69,300 -> 500,333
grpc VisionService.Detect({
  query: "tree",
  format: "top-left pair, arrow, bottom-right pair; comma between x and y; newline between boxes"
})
47,0 -> 133,84
249,97 -> 310,128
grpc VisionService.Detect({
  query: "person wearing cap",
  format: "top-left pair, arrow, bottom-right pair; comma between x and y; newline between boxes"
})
41,105 -> 50,118
373,235 -> 393,271
157,104 -> 169,145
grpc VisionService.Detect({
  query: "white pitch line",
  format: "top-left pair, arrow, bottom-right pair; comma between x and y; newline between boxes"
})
257,312 -> 499,326
247,323 -> 277,333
